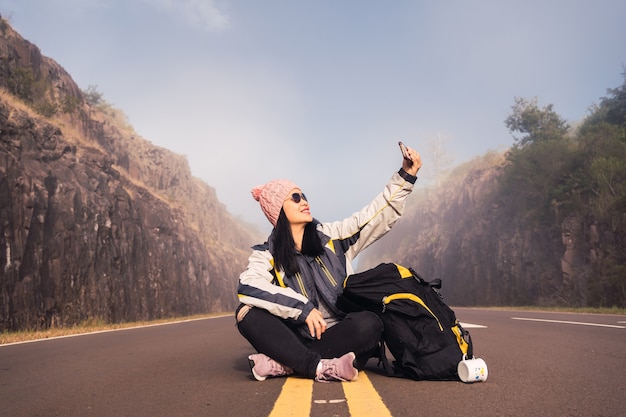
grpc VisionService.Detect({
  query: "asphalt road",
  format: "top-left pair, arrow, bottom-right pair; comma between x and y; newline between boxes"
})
1,308 -> 625,417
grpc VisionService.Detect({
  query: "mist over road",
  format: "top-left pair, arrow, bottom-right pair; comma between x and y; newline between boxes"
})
1,309 -> 624,416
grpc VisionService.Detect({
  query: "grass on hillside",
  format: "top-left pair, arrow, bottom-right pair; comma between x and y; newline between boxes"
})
2,307 -> 624,346
0,313 -> 232,346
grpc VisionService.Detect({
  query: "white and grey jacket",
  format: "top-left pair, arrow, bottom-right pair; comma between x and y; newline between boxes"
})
237,169 -> 416,335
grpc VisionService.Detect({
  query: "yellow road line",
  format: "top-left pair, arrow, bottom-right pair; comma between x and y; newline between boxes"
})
343,372 -> 393,417
269,371 -> 393,417
269,377 -> 313,417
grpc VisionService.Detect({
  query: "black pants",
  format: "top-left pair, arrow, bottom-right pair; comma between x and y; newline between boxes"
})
236,304 -> 383,379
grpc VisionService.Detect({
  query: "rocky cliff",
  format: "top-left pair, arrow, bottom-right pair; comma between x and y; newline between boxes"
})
0,20 -> 259,331
362,150 -> 624,308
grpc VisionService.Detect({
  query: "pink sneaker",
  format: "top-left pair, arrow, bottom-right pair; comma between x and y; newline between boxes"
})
315,352 -> 359,382
248,353 -> 293,381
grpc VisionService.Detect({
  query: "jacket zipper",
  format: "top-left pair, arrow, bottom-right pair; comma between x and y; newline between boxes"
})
382,293 -> 444,331
315,257 -> 338,286
294,272 -> 308,298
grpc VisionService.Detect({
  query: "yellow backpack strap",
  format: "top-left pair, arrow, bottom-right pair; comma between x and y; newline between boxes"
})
394,263 -> 413,278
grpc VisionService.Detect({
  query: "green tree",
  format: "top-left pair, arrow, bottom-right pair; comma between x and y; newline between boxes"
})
583,70 -> 626,133
576,75 -> 626,308
505,97 -> 569,147
83,85 -> 103,106
502,98 -> 575,223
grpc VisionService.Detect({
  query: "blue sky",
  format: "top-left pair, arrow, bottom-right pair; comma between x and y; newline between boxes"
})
2,0 -> 625,233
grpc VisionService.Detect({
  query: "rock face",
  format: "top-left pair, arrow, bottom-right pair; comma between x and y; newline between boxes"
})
0,20 -> 259,331
361,154 -> 620,308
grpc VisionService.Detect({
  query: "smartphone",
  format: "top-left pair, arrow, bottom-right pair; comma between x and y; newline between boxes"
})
398,141 -> 413,165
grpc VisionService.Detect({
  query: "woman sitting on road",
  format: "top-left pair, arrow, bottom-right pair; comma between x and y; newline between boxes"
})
236,144 -> 422,382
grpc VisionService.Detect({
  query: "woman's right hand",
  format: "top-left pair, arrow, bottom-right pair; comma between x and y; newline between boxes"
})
402,145 -> 422,177
305,308 -> 327,340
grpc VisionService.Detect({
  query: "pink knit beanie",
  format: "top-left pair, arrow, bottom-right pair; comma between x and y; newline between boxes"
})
251,179 -> 300,226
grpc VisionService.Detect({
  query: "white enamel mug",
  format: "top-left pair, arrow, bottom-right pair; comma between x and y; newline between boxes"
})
457,355 -> 488,383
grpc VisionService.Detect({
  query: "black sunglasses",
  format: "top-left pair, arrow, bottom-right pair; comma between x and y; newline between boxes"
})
288,192 -> 308,203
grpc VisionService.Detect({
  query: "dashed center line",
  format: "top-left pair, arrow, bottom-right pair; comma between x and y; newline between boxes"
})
268,371 -> 392,417
314,399 -> 347,404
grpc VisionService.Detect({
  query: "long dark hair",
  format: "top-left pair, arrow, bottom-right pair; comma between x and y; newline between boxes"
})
273,209 -> 324,276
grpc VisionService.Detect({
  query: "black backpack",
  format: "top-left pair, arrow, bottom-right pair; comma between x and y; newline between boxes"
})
337,263 -> 473,380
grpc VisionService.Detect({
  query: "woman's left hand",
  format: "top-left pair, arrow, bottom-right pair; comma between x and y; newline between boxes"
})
305,308 -> 327,340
